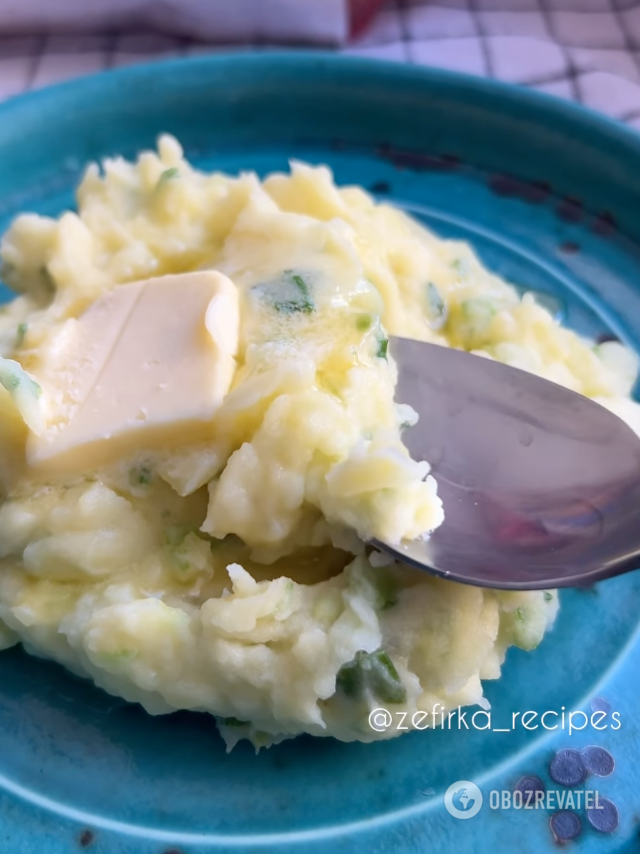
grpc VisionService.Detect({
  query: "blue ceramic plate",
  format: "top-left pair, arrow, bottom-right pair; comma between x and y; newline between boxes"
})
0,54 -> 639,854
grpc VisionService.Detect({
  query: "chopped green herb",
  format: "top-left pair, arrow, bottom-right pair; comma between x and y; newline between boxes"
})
543,591 -> 553,602
129,463 -> 153,488
460,299 -> 498,344
378,582 -> 398,610
369,650 -> 406,704
336,648 -> 406,704
158,167 -> 179,185
376,338 -> 389,360
0,358 -> 43,433
452,258 -> 468,276
516,607 -> 525,623
356,313 -> 373,331
16,322 -> 28,347
221,716 -> 248,727
1,372 -> 19,391
336,659 -> 362,698
255,270 -> 316,315
272,271 -> 315,314
164,523 -> 195,547
368,567 -> 398,610
425,282 -> 447,330
462,298 -> 497,323
99,649 -> 137,664
170,547 -> 192,576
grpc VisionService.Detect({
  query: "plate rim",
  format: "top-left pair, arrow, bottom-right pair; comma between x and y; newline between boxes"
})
1,50 -> 640,157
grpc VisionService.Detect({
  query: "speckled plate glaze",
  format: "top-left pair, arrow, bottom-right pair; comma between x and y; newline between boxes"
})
0,54 -> 639,854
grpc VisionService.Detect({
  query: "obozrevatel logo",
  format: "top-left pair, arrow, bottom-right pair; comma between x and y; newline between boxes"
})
444,781 -> 483,819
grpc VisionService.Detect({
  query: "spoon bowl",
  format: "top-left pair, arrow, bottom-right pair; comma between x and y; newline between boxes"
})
373,337 -> 640,589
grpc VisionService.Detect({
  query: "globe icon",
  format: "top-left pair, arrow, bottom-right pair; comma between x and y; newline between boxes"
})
452,787 -> 475,812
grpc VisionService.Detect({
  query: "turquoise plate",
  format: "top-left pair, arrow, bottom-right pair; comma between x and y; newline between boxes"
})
0,54 -> 639,854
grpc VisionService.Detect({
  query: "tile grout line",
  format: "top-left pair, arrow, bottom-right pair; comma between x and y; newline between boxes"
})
466,0 -> 494,76
535,0 -> 581,101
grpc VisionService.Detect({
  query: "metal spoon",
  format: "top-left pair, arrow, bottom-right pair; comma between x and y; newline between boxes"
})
372,336 -> 640,590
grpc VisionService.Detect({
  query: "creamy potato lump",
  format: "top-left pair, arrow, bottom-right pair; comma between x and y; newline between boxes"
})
0,135 -> 637,750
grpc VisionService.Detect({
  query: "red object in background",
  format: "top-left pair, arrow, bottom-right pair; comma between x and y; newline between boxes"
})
349,0 -> 387,38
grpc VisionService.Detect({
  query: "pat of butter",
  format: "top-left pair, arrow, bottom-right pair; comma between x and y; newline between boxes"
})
27,271 -> 239,473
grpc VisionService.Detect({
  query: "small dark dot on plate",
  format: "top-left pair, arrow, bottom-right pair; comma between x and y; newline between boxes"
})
514,774 -> 546,801
591,211 -> 617,236
488,173 -> 521,197
487,174 -> 549,202
78,829 -> 95,848
370,181 -> 391,194
581,745 -> 615,777
595,333 -> 621,346
550,810 -> 582,842
374,142 -> 450,172
587,796 -> 619,833
163,849 -> 183,854
559,241 -> 580,254
550,748 -> 587,787
379,148 -> 460,172
556,196 -> 583,222
521,179 -> 551,203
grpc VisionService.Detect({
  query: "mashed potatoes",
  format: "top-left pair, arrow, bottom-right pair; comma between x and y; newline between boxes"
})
0,135 -> 636,750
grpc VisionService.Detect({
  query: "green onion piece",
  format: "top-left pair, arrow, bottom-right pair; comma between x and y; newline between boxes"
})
158,167 -> 179,186
16,322 -> 28,347
516,607 -> 525,623
367,650 -> 406,704
452,258 -> 469,276
425,282 -> 447,330
1,371 -> 19,391
268,270 -> 315,314
170,546 -> 191,576
129,463 -> 153,488
459,299 -> 498,344
221,717 -> 248,727
0,358 -> 43,433
370,568 -> 398,610
107,650 -> 136,663
356,313 -> 373,331
462,298 -> 497,323
336,648 -> 406,704
543,591 -> 553,602
336,658 -> 363,699
376,338 -> 389,360
163,523 -> 195,547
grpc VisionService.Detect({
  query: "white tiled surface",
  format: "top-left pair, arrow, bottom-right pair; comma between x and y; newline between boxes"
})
2,0 -> 640,124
